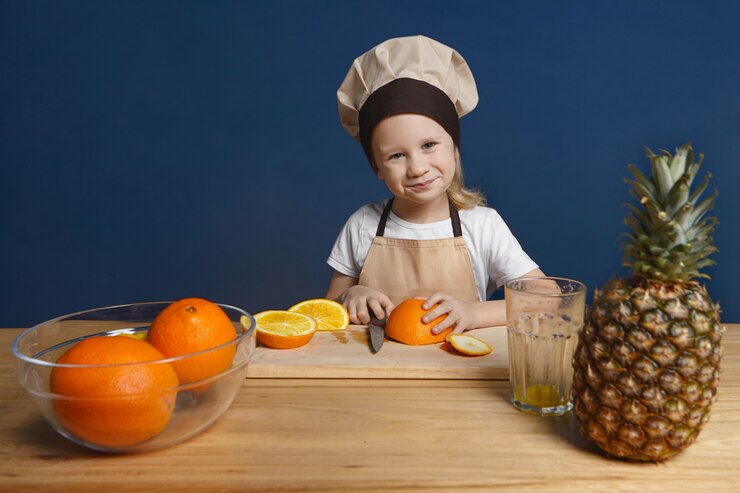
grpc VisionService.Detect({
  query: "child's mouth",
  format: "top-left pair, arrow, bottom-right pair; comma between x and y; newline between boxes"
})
407,178 -> 437,191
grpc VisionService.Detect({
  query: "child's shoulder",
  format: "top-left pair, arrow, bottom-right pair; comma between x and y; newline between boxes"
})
344,200 -> 388,227
459,204 -> 505,225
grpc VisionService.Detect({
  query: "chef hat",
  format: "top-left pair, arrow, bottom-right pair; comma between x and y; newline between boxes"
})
337,35 -> 479,165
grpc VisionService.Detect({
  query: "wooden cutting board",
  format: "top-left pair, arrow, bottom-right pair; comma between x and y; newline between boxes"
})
246,325 -> 509,380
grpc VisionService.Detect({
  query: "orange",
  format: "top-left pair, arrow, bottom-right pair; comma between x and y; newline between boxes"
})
385,298 -> 450,345
288,298 -> 349,332
148,298 -> 237,385
254,310 -> 317,349
446,334 -> 492,356
50,336 -> 179,448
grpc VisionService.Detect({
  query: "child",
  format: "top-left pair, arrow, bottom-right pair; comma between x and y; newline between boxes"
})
326,35 -> 544,334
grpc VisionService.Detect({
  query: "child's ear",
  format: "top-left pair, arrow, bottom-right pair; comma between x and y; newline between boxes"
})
372,160 -> 384,179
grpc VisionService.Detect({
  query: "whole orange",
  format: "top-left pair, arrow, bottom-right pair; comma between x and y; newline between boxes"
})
148,298 -> 237,385
50,336 -> 179,448
385,298 -> 451,345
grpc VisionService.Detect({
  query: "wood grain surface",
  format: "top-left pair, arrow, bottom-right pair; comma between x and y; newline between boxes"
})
1,325 -> 739,492
247,325 -> 509,379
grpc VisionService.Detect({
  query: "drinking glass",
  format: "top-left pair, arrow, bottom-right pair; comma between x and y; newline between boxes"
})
505,277 -> 586,416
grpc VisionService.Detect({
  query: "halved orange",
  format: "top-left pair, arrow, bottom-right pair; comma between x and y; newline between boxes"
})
254,310 -> 317,349
385,298 -> 449,345
288,298 -> 349,332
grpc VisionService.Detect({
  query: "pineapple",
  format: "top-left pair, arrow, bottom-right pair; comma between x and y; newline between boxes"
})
572,143 -> 723,461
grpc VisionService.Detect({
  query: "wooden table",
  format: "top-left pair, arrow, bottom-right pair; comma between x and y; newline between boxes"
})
2,325 -> 739,492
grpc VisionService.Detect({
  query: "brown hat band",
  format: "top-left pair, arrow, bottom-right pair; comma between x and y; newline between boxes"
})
358,78 -> 460,165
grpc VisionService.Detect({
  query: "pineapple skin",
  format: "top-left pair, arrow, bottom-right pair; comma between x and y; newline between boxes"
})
572,277 -> 722,461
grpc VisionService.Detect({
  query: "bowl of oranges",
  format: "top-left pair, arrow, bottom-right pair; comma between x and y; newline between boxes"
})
12,299 -> 256,453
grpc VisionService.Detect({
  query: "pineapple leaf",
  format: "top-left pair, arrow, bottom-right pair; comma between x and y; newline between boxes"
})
688,217 -> 718,241
688,171 -> 712,206
627,179 -> 658,206
684,258 -> 717,280
675,203 -> 696,232
684,148 -> 703,184
677,247 -> 718,267
686,146 -> 695,173
627,163 -> 657,197
624,205 -> 651,235
684,150 -> 704,195
666,174 -> 691,217
688,188 -> 718,225
642,196 -> 666,225
668,220 -> 688,246
651,154 -> 673,199
669,145 -> 689,182
624,217 -> 643,236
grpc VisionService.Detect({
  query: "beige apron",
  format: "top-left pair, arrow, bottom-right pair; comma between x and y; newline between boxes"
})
358,198 -> 480,305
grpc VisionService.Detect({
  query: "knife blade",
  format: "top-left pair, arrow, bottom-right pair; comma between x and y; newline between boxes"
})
368,315 -> 386,353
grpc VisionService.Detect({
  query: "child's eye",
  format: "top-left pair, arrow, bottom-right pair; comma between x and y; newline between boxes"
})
388,152 -> 404,160
422,142 -> 437,150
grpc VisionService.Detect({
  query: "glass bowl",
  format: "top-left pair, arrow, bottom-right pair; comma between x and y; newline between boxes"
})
12,301 -> 256,453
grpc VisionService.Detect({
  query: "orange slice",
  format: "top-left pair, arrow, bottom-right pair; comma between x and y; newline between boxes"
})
446,334 -> 492,356
288,298 -> 349,332
253,310 -> 317,349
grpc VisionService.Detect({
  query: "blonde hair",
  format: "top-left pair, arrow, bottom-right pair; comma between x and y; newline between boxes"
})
447,151 -> 487,210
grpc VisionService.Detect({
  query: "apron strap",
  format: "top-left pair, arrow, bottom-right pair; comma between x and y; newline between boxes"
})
376,198 -> 463,237
449,200 -> 463,237
376,199 -> 395,237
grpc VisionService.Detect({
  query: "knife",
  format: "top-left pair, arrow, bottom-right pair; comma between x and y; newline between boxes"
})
368,315 -> 386,353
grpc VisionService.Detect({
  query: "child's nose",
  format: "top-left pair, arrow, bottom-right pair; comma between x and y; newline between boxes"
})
406,155 -> 430,176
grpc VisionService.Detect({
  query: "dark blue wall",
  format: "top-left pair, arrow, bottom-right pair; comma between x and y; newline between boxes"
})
2,0 -> 738,327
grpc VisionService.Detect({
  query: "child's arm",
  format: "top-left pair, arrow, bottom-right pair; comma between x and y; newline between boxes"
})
326,271 -> 395,325
426,268 -> 546,334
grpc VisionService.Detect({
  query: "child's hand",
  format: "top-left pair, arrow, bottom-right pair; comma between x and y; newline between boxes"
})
339,285 -> 395,325
422,292 -> 479,335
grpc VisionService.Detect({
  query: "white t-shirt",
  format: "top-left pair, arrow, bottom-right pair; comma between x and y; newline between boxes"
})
327,201 -> 539,301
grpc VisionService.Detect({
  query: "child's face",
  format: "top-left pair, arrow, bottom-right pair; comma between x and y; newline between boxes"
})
371,114 -> 457,207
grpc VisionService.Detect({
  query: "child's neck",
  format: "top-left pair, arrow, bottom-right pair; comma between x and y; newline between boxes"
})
391,195 -> 450,224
